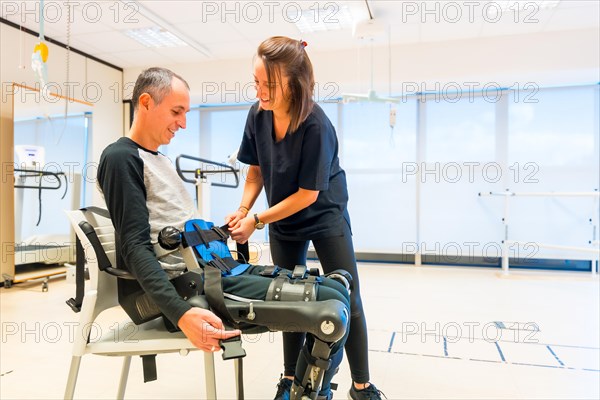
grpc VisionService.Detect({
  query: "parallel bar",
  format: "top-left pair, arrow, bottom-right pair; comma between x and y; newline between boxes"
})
479,191 -> 599,197
505,240 -> 600,255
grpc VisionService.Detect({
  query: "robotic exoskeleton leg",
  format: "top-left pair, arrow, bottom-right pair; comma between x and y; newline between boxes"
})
163,226 -> 352,399
174,265 -> 350,399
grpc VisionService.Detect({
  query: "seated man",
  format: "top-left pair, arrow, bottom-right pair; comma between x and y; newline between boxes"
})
96,67 -> 350,399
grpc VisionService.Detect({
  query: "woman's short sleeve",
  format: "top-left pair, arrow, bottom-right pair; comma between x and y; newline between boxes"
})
237,104 -> 259,166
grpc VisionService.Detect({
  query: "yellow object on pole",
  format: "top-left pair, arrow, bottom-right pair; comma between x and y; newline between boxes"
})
33,42 -> 48,62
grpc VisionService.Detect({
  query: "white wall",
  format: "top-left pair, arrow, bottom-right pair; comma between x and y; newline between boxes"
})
123,28 -> 600,104
1,22 -> 123,205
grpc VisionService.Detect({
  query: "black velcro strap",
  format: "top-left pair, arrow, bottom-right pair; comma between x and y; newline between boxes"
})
141,354 -> 158,382
211,225 -> 229,241
78,221 -> 112,272
204,265 -> 237,327
192,223 -> 210,248
221,256 -> 241,271
66,236 -> 86,313
183,224 -> 231,249
208,253 -> 232,274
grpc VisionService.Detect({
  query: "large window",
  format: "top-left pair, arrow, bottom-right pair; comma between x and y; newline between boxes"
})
203,107 -> 265,230
421,95 -> 499,256
168,84 -> 599,270
509,87 -> 597,167
342,101 -> 418,252
14,113 -> 91,242
506,86 -> 599,260
425,96 -> 496,162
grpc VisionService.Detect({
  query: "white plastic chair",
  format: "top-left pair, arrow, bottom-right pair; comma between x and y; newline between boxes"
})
63,208 -> 220,400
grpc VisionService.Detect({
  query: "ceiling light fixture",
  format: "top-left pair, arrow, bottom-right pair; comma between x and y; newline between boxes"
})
124,27 -> 187,48
121,0 -> 211,58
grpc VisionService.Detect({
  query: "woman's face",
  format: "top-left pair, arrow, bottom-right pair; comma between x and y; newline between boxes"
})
253,57 -> 290,115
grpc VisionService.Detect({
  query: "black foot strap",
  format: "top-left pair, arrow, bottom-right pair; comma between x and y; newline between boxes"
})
141,354 -> 157,382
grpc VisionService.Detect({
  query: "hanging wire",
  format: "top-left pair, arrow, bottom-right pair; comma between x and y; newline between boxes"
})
54,2 -> 72,145
388,24 -> 396,147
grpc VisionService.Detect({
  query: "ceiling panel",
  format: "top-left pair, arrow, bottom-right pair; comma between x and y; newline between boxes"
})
139,0 -> 223,24
74,30 -> 150,53
203,40 -> 256,61
152,46 -> 213,64
177,21 -> 246,45
97,48 -> 176,68
1,0 -> 598,71
227,18 -> 300,42
93,1 -> 156,31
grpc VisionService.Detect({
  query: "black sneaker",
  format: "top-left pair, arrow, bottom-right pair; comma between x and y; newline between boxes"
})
348,383 -> 386,400
274,375 -> 293,400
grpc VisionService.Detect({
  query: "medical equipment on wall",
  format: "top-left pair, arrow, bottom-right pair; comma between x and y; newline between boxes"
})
175,154 -> 240,221
10,145 -> 81,286
14,145 -> 67,228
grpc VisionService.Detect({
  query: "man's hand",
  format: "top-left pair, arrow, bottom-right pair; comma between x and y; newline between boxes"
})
178,308 -> 241,352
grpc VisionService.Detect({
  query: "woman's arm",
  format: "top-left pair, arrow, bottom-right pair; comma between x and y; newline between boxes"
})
226,165 -> 264,226
229,186 -> 318,244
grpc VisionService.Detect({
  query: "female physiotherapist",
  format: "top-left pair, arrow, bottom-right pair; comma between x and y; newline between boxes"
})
227,36 -> 384,400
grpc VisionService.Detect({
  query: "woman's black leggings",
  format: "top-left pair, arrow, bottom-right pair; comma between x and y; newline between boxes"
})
269,221 -> 370,384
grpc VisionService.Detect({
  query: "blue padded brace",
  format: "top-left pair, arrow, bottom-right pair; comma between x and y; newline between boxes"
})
184,219 -> 251,277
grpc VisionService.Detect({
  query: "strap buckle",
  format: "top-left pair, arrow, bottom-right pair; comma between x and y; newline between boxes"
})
292,265 -> 308,279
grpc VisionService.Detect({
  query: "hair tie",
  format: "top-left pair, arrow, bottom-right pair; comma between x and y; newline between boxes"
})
300,40 -> 307,48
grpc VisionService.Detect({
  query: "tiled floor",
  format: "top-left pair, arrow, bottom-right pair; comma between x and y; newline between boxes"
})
1,263 -> 598,399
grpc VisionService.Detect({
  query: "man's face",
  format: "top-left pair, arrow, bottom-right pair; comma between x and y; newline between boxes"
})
145,78 -> 190,149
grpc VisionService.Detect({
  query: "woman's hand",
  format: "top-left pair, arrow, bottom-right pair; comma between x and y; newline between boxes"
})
230,215 -> 256,244
225,208 -> 248,230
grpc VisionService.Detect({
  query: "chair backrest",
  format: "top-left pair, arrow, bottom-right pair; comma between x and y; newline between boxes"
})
66,209 -> 120,320
67,208 -> 165,327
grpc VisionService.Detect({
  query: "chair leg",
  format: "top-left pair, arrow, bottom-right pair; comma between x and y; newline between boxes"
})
203,352 -> 217,400
64,356 -> 82,400
116,356 -> 131,400
234,358 -> 244,400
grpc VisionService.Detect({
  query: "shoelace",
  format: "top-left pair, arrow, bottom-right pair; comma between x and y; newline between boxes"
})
357,384 -> 387,400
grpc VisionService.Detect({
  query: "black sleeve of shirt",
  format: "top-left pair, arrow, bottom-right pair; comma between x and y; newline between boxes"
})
238,102 -> 260,166
97,141 -> 191,326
